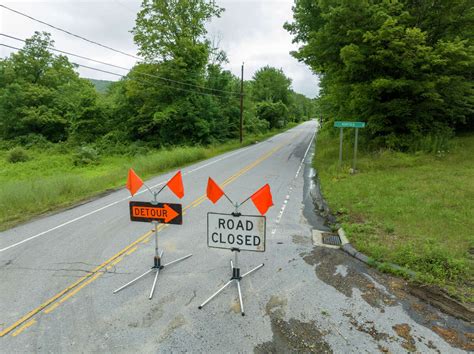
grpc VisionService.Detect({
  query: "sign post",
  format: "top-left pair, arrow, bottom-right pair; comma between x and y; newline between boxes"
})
114,175 -> 191,300
198,196 -> 267,316
334,121 -> 366,171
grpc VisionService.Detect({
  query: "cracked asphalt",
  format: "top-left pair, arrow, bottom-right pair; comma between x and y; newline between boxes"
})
0,120 -> 472,352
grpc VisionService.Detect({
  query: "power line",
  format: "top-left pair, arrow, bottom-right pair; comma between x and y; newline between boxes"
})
0,43 -> 234,97
1,33 -> 131,72
0,4 -> 142,60
0,33 -> 240,95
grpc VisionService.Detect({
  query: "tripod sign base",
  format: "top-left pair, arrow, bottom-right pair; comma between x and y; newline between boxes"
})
113,251 -> 192,300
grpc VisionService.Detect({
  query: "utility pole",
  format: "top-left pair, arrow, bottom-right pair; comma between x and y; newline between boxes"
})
239,62 -> 244,144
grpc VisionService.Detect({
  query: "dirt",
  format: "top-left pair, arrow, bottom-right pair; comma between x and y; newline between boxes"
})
431,325 -> 474,351
392,323 -> 417,352
407,284 -> 474,323
301,246 -> 474,351
254,296 -> 332,353
344,313 -> 390,342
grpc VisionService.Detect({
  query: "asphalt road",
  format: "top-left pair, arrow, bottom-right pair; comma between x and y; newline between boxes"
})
0,121 -> 470,352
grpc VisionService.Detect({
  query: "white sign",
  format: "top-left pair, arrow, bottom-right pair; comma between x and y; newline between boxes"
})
207,212 -> 266,252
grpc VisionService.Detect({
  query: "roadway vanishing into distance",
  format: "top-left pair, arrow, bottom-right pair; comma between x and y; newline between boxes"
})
0,121 -> 469,352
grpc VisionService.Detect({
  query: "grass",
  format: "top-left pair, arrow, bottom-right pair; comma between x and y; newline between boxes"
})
313,129 -> 474,302
0,126 -> 294,231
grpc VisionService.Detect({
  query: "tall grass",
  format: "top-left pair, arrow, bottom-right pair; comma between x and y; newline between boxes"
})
0,128 -> 289,230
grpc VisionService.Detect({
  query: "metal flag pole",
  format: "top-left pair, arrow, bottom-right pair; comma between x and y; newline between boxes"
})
114,187 -> 192,299
198,203 -> 264,316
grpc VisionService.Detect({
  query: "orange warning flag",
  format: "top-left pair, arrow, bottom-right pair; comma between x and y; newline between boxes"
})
250,184 -> 273,215
167,171 -> 184,199
207,177 -> 224,204
126,168 -> 143,196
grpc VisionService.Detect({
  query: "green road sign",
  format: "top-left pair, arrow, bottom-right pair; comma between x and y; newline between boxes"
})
334,121 -> 366,128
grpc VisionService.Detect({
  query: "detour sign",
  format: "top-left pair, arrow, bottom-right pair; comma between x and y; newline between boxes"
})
129,201 -> 182,224
207,212 -> 266,252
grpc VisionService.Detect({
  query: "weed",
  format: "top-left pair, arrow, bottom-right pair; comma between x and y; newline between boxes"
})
6,147 -> 30,163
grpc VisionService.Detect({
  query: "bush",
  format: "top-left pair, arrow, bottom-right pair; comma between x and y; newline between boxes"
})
6,147 -> 30,163
72,146 -> 100,166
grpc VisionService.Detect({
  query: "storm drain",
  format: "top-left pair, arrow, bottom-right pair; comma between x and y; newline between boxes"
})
322,234 -> 342,246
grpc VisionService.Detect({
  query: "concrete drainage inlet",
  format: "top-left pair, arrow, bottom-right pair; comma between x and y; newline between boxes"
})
322,234 -> 342,246
312,229 -> 344,249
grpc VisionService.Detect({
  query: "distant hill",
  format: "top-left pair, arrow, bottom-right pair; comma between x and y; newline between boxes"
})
87,78 -> 113,94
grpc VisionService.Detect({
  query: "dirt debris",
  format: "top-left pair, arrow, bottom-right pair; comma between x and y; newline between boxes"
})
392,323 -> 416,352
344,312 -> 391,344
408,284 -> 474,323
254,296 -> 332,353
431,325 -> 474,351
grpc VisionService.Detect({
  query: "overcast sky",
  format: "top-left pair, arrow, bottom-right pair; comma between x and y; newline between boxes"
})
0,0 -> 319,98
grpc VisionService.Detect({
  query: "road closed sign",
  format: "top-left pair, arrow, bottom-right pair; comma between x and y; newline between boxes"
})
207,212 -> 266,252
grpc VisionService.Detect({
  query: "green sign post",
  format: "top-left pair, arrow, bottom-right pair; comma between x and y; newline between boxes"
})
333,121 -> 366,171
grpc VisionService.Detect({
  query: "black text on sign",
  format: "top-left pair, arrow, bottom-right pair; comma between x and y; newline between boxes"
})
207,212 -> 266,252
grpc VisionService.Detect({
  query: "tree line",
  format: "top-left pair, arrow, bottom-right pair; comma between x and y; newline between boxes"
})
285,0 -> 473,150
0,0 -> 316,152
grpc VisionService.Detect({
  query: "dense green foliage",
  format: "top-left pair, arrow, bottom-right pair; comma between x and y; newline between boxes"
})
0,33 -> 107,144
0,0 -> 315,151
286,0 -> 473,150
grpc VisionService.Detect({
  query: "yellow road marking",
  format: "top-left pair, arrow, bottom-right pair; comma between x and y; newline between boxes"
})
125,246 -> 138,256
58,273 -> 101,304
11,320 -> 36,337
1,135 -> 292,337
43,302 -> 60,314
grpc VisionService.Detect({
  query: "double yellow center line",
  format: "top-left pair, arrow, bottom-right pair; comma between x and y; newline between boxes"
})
1,136 -> 293,337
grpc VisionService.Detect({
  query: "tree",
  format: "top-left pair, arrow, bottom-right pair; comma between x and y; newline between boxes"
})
0,32 -> 103,143
256,101 -> 289,129
133,0 -> 223,71
285,0 -> 474,149
252,66 -> 292,105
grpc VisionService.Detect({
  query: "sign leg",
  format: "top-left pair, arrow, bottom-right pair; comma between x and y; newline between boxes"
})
162,253 -> 192,267
149,268 -> 160,299
353,128 -> 359,171
113,268 -> 154,294
241,263 -> 264,278
339,127 -> 343,168
237,280 -> 245,316
198,280 -> 233,309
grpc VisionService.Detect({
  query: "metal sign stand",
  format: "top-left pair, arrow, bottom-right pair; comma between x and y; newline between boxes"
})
334,121 -> 366,171
114,187 -> 192,300
198,203 -> 264,316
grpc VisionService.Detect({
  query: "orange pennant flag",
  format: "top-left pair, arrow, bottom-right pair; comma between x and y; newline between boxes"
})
167,171 -> 184,199
250,184 -> 273,215
207,177 -> 224,204
126,168 -> 143,196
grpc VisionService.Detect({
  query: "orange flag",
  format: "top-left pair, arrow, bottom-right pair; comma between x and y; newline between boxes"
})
167,171 -> 184,199
126,168 -> 143,196
250,184 -> 273,215
207,177 -> 224,204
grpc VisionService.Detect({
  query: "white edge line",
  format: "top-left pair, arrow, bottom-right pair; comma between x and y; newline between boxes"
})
271,126 -> 317,235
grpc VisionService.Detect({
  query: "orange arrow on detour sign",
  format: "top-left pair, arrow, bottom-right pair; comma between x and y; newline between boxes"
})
129,201 -> 182,225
